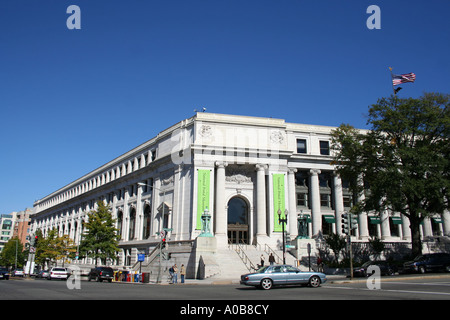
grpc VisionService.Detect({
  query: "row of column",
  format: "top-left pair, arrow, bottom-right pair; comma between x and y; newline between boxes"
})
210,163 -> 450,243
32,181 -> 157,245
213,162 -> 306,243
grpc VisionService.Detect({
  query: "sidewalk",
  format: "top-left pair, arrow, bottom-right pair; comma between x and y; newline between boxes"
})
113,273 -> 450,286
112,274 -> 348,285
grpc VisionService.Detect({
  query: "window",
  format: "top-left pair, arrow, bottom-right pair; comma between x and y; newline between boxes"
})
296,139 -> 307,154
129,208 -> 136,240
343,194 -> 353,208
143,205 -> 151,239
319,141 -> 330,155
295,171 -> 309,208
117,211 -> 123,240
322,215 -> 334,235
389,217 -> 400,237
320,194 -> 330,207
296,193 -> 308,207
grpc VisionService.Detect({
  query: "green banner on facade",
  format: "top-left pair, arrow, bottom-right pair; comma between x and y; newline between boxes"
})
272,173 -> 286,232
196,169 -> 211,229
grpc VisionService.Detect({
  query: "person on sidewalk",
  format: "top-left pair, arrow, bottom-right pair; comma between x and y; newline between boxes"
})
168,265 -> 174,283
269,253 -> 275,266
180,264 -> 186,283
172,264 -> 178,284
260,254 -> 265,267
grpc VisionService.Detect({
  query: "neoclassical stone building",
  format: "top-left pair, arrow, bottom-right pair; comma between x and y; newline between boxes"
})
31,113 -> 450,267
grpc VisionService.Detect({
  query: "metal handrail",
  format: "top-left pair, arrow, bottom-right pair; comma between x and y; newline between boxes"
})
235,242 -> 257,272
264,244 -> 282,264
130,242 -> 162,271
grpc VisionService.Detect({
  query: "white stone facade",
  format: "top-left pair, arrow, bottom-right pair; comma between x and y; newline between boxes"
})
30,113 -> 450,266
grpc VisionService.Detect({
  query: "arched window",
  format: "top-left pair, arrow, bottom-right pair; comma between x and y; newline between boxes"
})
227,197 -> 249,244
117,210 -> 123,239
129,208 -> 136,240
228,197 -> 248,225
143,205 -> 151,239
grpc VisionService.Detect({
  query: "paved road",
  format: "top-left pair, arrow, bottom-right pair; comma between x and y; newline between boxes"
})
2,274 -> 450,301
2,275 -> 449,318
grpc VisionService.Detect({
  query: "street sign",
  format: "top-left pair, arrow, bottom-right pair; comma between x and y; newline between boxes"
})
138,254 -> 145,262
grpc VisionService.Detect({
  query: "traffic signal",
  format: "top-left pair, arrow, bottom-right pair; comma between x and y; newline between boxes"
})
350,214 -> 358,230
161,237 -> 166,249
341,213 -> 349,235
34,235 -> 39,246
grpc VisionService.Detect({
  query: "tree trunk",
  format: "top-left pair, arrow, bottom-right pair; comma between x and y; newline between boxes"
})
409,216 -> 422,257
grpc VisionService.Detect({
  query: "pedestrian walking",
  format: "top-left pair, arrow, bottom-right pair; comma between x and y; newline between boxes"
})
317,256 -> 324,273
172,264 -> 178,283
260,254 -> 265,267
269,253 -> 275,266
168,265 -> 174,283
180,264 -> 186,283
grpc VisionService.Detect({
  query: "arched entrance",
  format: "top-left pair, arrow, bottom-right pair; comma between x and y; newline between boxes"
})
227,196 -> 249,244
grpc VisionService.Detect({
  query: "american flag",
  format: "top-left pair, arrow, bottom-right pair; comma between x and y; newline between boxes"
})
392,72 -> 416,86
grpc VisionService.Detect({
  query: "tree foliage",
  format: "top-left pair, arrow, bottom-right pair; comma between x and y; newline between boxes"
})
0,237 -> 25,268
331,92 -> 449,257
325,233 -> 347,263
35,228 -> 76,267
79,201 -> 120,266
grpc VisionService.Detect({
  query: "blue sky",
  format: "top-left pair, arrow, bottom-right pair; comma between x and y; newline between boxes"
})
1,0 -> 449,214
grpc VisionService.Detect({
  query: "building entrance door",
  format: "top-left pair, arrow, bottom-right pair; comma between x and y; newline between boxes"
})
227,197 -> 249,244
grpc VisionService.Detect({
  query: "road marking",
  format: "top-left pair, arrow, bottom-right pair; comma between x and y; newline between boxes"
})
382,281 -> 450,287
327,284 -> 450,297
380,289 -> 450,296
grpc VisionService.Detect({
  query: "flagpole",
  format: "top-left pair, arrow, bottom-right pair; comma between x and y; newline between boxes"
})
389,67 -> 397,95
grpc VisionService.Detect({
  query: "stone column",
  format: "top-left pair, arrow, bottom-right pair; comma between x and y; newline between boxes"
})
422,218 -> 433,237
333,173 -> 345,236
380,209 -> 392,239
401,214 -> 411,240
136,183 -> 143,240
309,169 -> 321,236
443,210 -> 450,237
123,188 -> 130,241
215,161 -> 228,246
256,164 -> 268,241
287,168 -> 298,239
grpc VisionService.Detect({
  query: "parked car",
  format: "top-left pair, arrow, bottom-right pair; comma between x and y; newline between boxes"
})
47,267 -> 70,280
12,269 -> 24,277
402,253 -> 450,274
88,267 -> 114,282
37,270 -> 49,279
353,261 -> 397,277
0,268 -> 10,280
240,264 -> 327,290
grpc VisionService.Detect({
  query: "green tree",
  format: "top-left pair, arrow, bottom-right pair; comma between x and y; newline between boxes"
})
331,92 -> 449,257
325,233 -> 347,263
79,201 -> 120,266
35,228 -> 76,267
368,236 -> 385,260
34,229 -> 46,268
0,237 -> 25,268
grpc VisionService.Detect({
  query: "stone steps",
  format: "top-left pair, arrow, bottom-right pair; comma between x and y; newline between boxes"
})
208,244 -> 309,281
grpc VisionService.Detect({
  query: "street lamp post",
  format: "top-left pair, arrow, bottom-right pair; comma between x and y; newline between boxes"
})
278,209 -> 288,264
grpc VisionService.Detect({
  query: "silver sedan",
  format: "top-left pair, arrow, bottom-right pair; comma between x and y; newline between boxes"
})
240,265 -> 327,290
